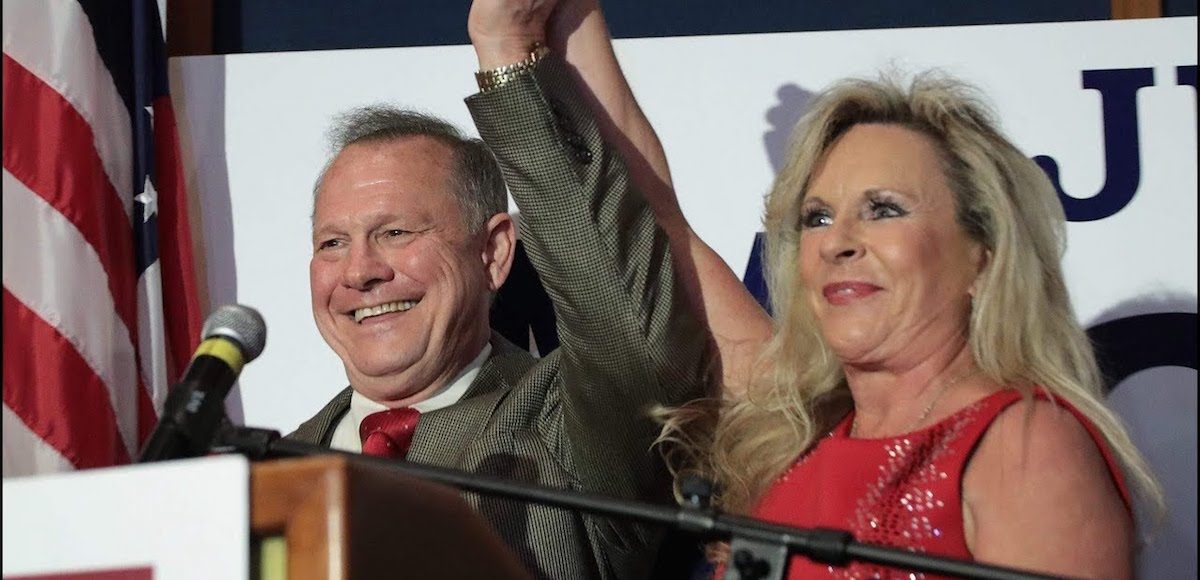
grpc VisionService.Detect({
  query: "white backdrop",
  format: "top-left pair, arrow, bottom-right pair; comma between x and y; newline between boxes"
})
172,17 -> 1196,576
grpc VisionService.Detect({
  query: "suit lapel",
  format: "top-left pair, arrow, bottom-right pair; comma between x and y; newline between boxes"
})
288,386 -> 353,446
408,334 -> 534,467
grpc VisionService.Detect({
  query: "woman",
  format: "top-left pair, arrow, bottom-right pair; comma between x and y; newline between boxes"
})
467,0 -> 1164,577
670,75 -> 1165,578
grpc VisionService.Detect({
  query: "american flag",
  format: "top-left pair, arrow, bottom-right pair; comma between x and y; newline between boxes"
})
3,0 -> 203,475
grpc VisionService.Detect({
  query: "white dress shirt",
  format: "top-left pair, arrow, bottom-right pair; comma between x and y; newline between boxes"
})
329,344 -> 492,453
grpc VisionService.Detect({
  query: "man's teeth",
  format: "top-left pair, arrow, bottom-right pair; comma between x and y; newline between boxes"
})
354,300 -> 418,323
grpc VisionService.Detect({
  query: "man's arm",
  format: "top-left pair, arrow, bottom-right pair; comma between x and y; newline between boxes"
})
471,0 -> 772,393
467,8 -> 713,570
466,50 -> 703,490
467,59 -> 696,577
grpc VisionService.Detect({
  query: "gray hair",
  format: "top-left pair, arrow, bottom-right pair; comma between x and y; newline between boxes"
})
312,106 -> 507,232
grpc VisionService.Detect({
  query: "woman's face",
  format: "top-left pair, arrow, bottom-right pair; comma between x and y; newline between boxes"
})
797,123 -> 986,369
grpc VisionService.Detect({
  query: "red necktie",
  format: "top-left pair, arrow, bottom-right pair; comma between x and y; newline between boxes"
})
359,407 -> 420,459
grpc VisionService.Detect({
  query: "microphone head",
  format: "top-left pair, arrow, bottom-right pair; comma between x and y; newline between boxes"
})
202,304 -> 267,362
678,473 -> 715,509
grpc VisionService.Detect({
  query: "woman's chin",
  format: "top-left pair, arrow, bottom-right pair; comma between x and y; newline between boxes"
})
821,332 -> 883,364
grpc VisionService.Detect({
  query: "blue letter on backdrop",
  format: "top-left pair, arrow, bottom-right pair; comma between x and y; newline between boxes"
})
1034,68 -> 1155,222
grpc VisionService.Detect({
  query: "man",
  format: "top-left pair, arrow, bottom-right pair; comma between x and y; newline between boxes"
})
288,19 -> 707,580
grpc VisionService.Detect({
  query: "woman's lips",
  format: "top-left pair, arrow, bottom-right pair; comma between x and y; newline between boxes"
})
822,282 -> 883,305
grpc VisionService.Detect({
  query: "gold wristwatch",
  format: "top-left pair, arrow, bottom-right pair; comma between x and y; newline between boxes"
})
475,42 -> 550,93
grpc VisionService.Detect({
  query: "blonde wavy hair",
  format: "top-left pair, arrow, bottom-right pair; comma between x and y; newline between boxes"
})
660,71 -> 1165,526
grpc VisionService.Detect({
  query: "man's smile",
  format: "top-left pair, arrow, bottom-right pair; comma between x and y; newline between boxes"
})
353,299 -> 420,323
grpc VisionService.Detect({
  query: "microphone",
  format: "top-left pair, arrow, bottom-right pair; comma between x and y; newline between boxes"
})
138,304 -> 267,462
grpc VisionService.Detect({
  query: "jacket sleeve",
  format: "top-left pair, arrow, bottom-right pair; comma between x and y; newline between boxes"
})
465,54 -> 708,506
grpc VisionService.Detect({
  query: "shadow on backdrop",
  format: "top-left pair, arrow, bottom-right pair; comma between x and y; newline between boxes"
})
1090,293 -> 1198,579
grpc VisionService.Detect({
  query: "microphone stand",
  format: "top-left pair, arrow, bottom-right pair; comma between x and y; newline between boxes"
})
213,425 -> 1065,580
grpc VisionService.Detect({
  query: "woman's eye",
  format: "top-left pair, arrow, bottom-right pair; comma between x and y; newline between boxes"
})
800,209 -> 832,229
868,200 -> 906,219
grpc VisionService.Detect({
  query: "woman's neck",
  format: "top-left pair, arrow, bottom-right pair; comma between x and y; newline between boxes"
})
844,334 -> 979,437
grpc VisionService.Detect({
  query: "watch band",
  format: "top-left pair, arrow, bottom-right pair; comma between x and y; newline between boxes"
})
474,42 -> 550,93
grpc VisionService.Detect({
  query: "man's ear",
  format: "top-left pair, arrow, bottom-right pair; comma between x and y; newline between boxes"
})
481,212 -> 516,292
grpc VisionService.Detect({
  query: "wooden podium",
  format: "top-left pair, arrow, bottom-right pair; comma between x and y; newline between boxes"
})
251,455 -> 530,580
2,454 -> 530,579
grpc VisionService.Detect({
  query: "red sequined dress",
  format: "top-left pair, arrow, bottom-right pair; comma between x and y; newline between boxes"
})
751,388 -> 1131,579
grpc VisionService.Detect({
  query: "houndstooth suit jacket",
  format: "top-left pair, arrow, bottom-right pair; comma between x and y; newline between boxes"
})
288,55 -> 707,580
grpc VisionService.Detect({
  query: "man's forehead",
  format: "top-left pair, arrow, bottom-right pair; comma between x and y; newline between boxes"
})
312,204 -> 408,233
354,177 -> 396,188
314,174 -> 464,230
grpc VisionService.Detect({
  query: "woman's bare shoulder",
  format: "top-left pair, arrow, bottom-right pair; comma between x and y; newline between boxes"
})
962,396 -> 1133,578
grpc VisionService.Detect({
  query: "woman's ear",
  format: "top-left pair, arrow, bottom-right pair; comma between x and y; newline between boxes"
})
969,246 -> 992,298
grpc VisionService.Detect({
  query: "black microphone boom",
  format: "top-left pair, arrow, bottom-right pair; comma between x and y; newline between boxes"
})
138,304 -> 267,462
212,428 -> 1064,580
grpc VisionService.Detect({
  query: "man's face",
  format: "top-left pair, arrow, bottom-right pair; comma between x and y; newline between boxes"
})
309,137 -> 506,405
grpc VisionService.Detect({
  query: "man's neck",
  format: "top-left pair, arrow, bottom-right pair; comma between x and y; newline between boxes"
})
357,342 -> 493,412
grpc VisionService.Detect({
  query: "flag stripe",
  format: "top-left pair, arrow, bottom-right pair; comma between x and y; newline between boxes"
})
1,0 -> 134,209
3,54 -> 140,338
74,0 -> 138,116
136,263 -> 170,418
3,289 -> 131,468
2,404 -> 75,475
2,170 -> 139,457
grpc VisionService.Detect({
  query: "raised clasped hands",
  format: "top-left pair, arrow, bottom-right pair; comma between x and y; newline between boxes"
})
468,0 -> 601,69
468,0 -> 558,68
